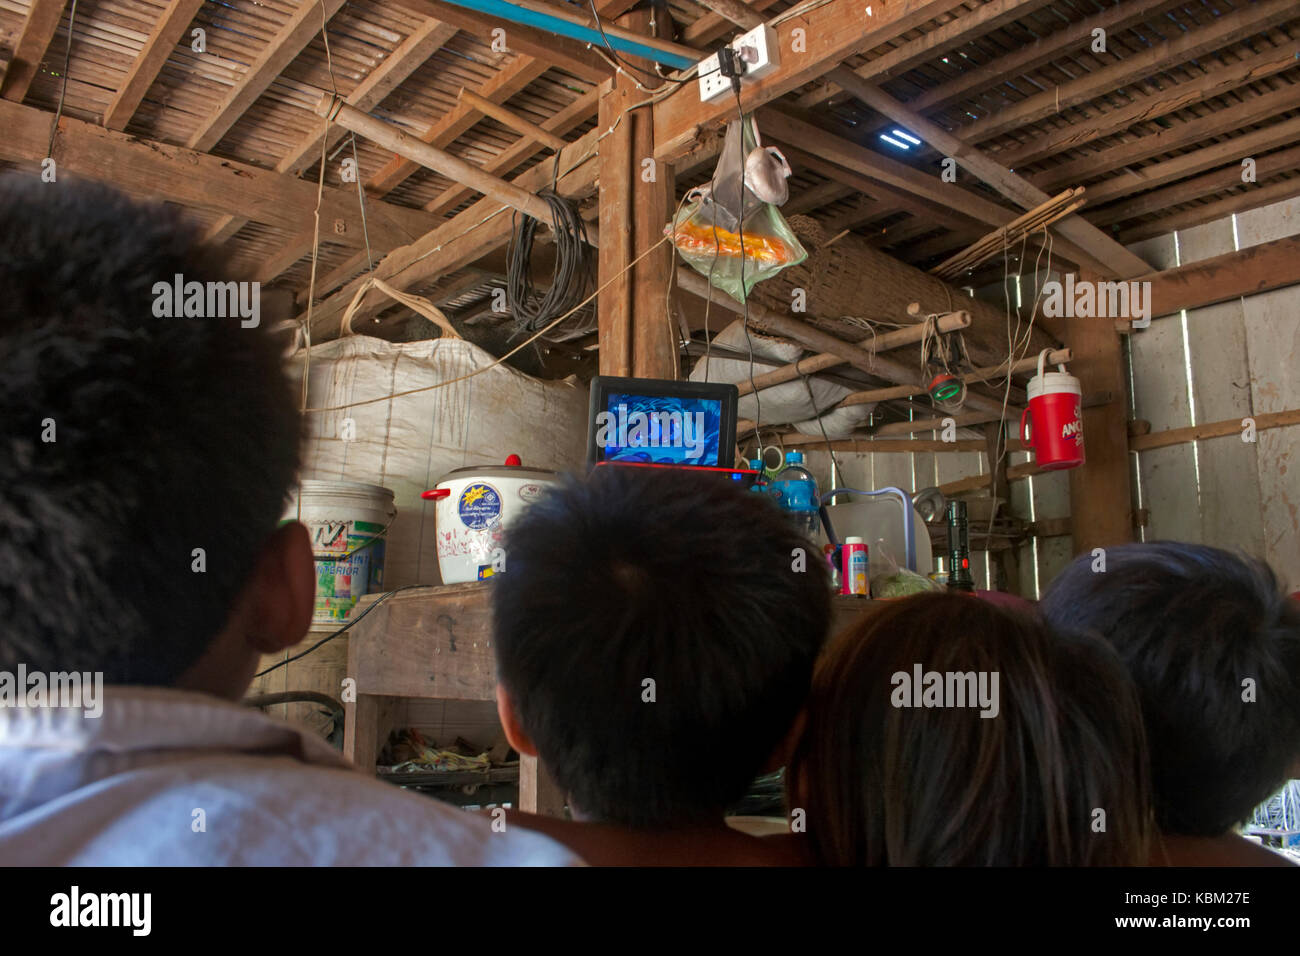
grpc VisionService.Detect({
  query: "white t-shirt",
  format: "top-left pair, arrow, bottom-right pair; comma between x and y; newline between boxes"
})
0,686 -> 581,866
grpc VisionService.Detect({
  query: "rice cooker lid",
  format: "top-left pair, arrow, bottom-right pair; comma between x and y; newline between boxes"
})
437,464 -> 559,484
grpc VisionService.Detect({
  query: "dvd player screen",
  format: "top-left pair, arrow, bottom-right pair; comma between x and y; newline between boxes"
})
594,393 -> 723,467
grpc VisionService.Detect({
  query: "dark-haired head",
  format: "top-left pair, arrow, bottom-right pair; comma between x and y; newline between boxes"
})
789,593 -> 1152,865
491,465 -> 831,828
0,175 -> 310,692
1040,542 -> 1300,836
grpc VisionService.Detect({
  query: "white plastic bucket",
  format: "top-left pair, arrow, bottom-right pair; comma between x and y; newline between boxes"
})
285,480 -> 396,629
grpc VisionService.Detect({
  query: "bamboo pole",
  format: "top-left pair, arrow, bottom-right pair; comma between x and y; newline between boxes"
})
837,347 -> 1072,407
931,188 -> 1088,281
675,268 -> 1007,415
734,311 -> 971,396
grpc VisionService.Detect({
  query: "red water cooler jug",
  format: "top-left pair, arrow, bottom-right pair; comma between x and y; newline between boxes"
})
1019,349 -> 1085,471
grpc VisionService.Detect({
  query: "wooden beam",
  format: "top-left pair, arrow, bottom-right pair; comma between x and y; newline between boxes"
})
871,410 -> 1016,438
316,95 -> 582,236
765,112 -> 1117,278
367,0 -> 631,200
783,180 -> 854,217
652,0 -> 963,163
187,0 -> 347,153
777,143 -> 989,239
1140,234 -> 1300,320
1117,176 -> 1300,245
799,0 -> 1055,110
683,0 -> 780,44
102,0 -> 206,129
0,98 -> 430,250
299,125 -> 602,338
422,86 -> 599,218
597,78 -> 634,376
761,110 -> 1015,229
370,61 -> 550,197
206,18 -> 460,254
814,0 -> 1185,150
484,0 -> 699,64
1082,115 -> 1300,208
395,0 -> 610,83
1065,273 -> 1133,555
1,0 -> 67,103
938,460 -> 1043,496
1007,45 -> 1300,174
1130,408 -> 1300,452
280,19 -> 460,178
827,67 -> 1151,279
1092,144 -> 1300,228
459,88 -> 567,152
956,0 -> 1299,145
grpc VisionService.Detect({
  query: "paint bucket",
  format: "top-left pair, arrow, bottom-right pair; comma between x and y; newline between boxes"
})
286,480 -> 396,629
1020,349 -> 1085,470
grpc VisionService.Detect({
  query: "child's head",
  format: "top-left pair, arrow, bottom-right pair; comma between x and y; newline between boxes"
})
491,465 -> 830,828
0,176 -> 310,695
1041,542 -> 1300,836
789,593 -> 1152,865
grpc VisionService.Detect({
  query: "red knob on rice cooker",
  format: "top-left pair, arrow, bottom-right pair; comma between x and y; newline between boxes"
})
1020,349 -> 1085,470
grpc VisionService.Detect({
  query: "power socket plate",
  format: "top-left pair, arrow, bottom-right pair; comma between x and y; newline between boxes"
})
696,23 -> 780,103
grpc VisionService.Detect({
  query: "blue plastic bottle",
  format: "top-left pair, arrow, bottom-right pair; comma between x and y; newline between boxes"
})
749,458 -> 767,493
769,450 -> 821,537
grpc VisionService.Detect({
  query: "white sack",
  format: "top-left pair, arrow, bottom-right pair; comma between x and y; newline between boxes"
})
688,320 -> 875,438
289,336 -> 588,587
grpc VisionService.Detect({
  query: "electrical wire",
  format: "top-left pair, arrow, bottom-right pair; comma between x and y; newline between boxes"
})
588,0 -> 692,87
303,234 -> 675,413
505,189 -> 592,334
46,0 -> 79,161
253,585 -> 437,678
801,371 -> 842,483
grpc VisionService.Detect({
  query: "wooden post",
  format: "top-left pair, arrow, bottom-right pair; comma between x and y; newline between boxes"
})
596,9 -> 678,379
519,755 -> 568,817
1064,274 -> 1135,555
985,423 -> 1020,595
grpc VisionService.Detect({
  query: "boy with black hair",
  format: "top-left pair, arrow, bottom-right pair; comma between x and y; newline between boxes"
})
0,176 -> 576,865
491,465 -> 831,864
1040,542 -> 1300,866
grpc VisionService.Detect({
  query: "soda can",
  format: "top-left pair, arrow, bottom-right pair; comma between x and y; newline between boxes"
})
842,537 -> 869,597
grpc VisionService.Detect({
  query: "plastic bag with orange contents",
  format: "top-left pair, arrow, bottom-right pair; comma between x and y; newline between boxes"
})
668,117 -> 806,301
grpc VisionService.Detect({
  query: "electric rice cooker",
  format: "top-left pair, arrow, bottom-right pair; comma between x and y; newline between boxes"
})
423,455 -> 560,584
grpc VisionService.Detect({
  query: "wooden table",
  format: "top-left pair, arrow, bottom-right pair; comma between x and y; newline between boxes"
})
344,582 -> 879,816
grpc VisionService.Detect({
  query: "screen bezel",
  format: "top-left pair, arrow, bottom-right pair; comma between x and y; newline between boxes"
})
587,375 -> 739,470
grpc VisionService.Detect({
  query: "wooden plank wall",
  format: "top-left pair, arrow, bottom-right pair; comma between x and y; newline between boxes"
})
1127,197 -> 1300,591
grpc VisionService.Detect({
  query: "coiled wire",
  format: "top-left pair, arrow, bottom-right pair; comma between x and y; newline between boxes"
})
506,189 -> 593,334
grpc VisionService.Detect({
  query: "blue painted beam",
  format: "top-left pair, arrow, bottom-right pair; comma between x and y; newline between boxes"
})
437,0 -> 698,71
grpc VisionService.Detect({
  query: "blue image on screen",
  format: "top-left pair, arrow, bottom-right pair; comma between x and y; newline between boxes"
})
599,393 -> 722,466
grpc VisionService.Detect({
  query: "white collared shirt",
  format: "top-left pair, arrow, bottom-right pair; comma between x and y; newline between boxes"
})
0,686 -> 580,866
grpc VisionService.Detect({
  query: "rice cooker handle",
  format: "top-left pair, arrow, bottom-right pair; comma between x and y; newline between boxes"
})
421,488 -> 451,500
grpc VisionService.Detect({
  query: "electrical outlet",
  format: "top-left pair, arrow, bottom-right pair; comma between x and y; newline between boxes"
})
696,24 -> 780,103
733,23 -> 779,81
697,50 -> 730,103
